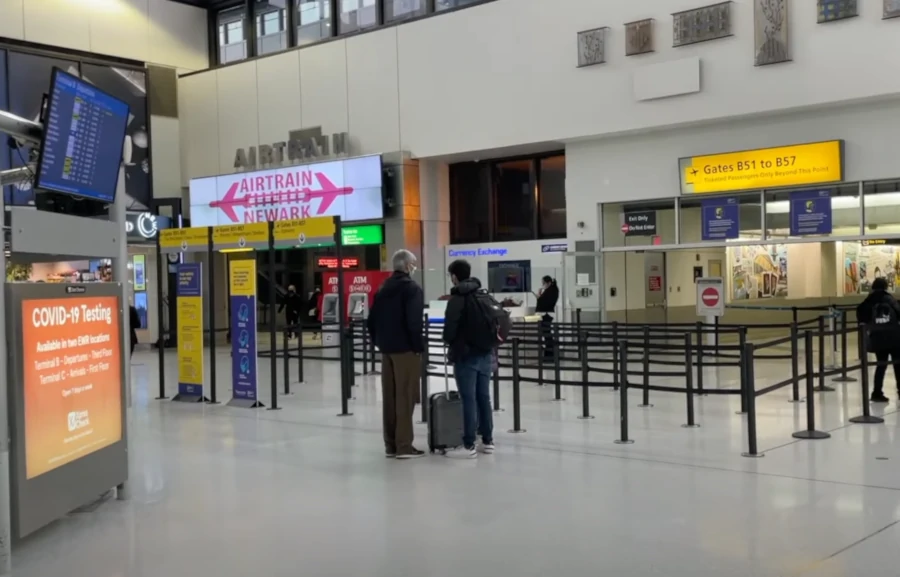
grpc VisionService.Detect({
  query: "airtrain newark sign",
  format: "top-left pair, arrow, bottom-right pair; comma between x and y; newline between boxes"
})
234,126 -> 350,170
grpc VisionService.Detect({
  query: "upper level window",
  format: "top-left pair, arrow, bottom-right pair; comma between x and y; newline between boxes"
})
493,159 -> 535,242
436,0 -> 481,11
297,0 -> 332,45
538,155 -> 566,238
339,0 -> 377,34
218,8 -> 246,65
256,2 -> 287,55
385,0 -> 427,22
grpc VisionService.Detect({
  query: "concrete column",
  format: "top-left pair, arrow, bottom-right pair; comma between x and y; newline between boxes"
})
419,159 -> 451,302
382,151 -> 423,279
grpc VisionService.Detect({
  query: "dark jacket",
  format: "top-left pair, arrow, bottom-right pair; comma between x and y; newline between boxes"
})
279,290 -> 303,316
857,290 -> 900,351
129,305 -> 140,355
856,290 -> 900,324
442,277 -> 490,360
367,271 -> 424,354
535,282 -> 559,314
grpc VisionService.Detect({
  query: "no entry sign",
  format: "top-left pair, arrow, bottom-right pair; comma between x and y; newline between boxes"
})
696,277 -> 725,317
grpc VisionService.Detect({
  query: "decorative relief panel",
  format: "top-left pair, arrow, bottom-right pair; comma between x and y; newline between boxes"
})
754,0 -> 789,66
625,19 -> 654,56
672,2 -> 732,47
577,27 -> 609,68
817,0 -> 858,23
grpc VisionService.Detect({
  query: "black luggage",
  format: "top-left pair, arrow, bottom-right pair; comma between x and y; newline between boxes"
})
428,355 -> 463,453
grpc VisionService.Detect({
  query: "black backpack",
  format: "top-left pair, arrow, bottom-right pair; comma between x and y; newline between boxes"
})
868,297 -> 900,351
465,290 -> 512,352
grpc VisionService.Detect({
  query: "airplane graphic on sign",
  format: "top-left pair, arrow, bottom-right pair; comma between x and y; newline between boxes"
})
209,173 -> 354,223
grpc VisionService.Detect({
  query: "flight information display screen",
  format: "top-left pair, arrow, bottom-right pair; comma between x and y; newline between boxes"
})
36,68 -> 129,203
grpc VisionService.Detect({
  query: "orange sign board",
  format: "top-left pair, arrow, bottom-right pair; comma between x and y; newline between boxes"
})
22,297 -> 122,479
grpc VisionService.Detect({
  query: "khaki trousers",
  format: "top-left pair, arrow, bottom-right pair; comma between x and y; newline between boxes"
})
381,352 -> 421,454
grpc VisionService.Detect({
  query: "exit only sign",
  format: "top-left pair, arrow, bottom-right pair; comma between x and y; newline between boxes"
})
341,224 -> 383,246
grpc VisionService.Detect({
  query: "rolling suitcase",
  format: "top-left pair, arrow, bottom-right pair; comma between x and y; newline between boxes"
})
428,351 -> 464,454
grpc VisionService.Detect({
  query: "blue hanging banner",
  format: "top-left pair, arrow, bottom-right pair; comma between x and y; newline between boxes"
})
701,197 -> 740,241
790,189 -> 832,236
228,259 -> 262,408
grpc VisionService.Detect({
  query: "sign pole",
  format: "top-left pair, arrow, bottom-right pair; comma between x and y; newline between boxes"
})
155,236 -> 167,399
206,228 -> 218,404
267,221 -> 280,411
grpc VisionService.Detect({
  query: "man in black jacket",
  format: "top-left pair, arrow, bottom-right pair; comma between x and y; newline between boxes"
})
442,259 -> 494,459
367,250 -> 425,459
535,275 -> 559,359
279,285 -> 304,339
856,277 -> 900,402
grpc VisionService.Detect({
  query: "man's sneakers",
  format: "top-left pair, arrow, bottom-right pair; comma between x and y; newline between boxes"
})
395,448 -> 426,460
871,393 -> 890,404
446,446 -> 477,459
478,442 -> 495,454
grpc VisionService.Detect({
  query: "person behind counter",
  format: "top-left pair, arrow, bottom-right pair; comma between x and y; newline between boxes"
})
535,276 -> 559,359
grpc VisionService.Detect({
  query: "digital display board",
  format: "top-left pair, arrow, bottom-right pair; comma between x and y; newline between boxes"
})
36,68 -> 130,203
317,257 -> 360,269
342,224 -> 383,246
21,296 -> 122,479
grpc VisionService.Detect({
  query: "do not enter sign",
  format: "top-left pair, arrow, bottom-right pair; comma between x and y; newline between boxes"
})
696,278 -> 725,317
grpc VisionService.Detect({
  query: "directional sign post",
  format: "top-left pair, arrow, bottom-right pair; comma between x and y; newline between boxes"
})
160,227 -> 210,254
273,217 -> 337,249
212,223 -> 269,251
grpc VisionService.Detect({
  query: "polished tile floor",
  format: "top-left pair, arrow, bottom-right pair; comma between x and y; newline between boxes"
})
11,344 -> 900,577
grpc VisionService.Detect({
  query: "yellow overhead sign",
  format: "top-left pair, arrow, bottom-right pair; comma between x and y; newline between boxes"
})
159,227 -> 209,252
273,217 -> 336,248
212,223 -> 269,249
679,140 -> 843,194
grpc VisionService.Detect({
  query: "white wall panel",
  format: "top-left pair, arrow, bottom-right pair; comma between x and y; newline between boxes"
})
216,61 -> 260,174
567,99 -> 900,246
89,0 -> 150,63
346,29 -> 401,154
23,0 -> 92,52
0,0 -> 25,39
178,72 -> 220,183
255,51 -> 302,145
150,115 -> 183,198
148,0 -> 210,71
299,40 -> 349,135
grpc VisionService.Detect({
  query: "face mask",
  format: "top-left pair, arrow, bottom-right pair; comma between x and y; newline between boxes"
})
409,265 -> 417,275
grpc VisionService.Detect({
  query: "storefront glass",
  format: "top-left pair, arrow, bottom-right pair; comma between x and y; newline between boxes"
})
601,199 -> 676,249
764,183 -> 859,240
678,192 -> 762,244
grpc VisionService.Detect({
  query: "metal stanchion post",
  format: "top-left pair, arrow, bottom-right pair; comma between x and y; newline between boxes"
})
349,322 -> 361,378
552,322 -> 564,401
206,229 -> 218,404
509,339 -> 526,433
267,222 -> 279,411
833,310 -> 856,383
816,315 -> 835,392
283,331 -> 291,395
578,336 -> 594,419
849,326 -> 884,424
736,327 -> 748,415
337,330 -> 353,417
827,306 -> 837,370
537,325 -> 545,387
611,321 -> 619,391
714,316 -> 720,351
639,325 -> 652,408
417,351 -> 428,424
793,331 -> 831,439
368,330 -> 380,375
614,340 -> 634,444
741,343 -> 764,458
296,325 -> 305,384
695,321 -> 705,396
155,238 -> 167,400
493,346 -> 504,412
682,333 -> 699,428
789,323 -> 802,403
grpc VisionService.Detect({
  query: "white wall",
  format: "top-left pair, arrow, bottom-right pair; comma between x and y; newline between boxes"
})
568,98 -> 900,247
0,0 -> 208,70
178,0 -> 900,178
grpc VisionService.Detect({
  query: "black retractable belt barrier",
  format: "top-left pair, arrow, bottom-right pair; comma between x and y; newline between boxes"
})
361,326 -> 369,375
267,223 -> 278,411
349,322 -> 362,378
833,310 -> 856,383
682,333 -> 699,429
614,341 -> 634,445
337,328 -> 353,417
552,323 -> 564,402
789,323 -> 802,403
612,322 -> 619,391
578,335 -> 594,420
537,323 -> 545,387
696,321 -> 705,396
816,315 -> 835,392
509,338 -> 526,433
741,343 -> 763,458
639,326 -> 652,408
792,331 -> 831,440
296,326 -> 305,384
492,354 -> 503,412
368,330 -> 380,375
417,352 -> 428,424
283,331 -> 291,395
736,327 -> 748,415
849,326 -> 884,424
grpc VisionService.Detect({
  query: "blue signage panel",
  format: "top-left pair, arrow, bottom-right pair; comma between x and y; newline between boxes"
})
230,295 -> 258,402
701,197 -> 740,240
176,263 -> 203,398
790,189 -> 832,236
541,243 -> 568,253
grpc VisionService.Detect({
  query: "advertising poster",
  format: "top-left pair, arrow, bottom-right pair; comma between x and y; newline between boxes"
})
176,263 -> 204,400
790,189 -> 832,236
132,254 -> 146,291
844,241 -> 900,294
21,296 -> 122,479
729,244 -> 787,300
228,259 -> 260,407
701,197 -> 740,240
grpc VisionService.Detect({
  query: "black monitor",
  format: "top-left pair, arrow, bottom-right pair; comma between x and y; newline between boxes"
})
35,67 -> 129,204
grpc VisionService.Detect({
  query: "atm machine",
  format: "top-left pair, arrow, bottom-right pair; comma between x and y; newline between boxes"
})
321,293 -> 341,347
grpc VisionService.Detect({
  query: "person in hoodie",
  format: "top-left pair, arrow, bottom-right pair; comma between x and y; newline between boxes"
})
442,259 -> 495,459
278,284 -> 304,339
856,277 -> 900,403
535,275 -> 560,359
367,250 -> 425,459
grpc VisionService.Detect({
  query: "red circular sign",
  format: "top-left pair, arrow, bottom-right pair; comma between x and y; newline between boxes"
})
701,287 -> 720,307
620,223 -> 630,234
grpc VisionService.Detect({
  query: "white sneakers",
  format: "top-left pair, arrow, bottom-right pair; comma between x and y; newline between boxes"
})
445,443 -> 495,458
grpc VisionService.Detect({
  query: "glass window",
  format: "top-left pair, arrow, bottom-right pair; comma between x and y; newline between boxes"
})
679,192 -> 762,243
385,0 -> 427,22
493,160 -> 535,242
863,180 -> 900,235
297,0 -> 332,45
339,0 -> 377,34
765,183 -> 860,240
436,0 -> 481,11
449,162 -> 490,244
256,2 -> 286,55
218,8 -> 247,64
538,155 -> 566,238
601,200 -> 676,248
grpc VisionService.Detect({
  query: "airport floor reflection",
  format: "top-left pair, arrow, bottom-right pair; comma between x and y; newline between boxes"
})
11,348 -> 900,577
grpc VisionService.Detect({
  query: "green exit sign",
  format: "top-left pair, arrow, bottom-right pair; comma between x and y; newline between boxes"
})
342,225 -> 383,246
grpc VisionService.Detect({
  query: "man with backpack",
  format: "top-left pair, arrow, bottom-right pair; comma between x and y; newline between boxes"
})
856,277 -> 900,403
442,259 -> 510,458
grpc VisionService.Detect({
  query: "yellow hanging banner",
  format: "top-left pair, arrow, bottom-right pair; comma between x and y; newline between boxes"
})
159,227 -> 209,253
212,223 -> 269,250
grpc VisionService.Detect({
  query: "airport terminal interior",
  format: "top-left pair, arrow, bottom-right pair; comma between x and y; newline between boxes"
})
2,0 -> 900,576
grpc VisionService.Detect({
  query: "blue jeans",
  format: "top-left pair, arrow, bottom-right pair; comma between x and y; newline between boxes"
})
454,353 -> 493,448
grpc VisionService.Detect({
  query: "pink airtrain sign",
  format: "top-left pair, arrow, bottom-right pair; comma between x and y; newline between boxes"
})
188,155 -> 384,227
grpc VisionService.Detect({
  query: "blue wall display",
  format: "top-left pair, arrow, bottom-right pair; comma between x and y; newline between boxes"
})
228,260 -> 261,408
487,260 -> 532,293
790,189 -> 832,236
701,197 -> 740,240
